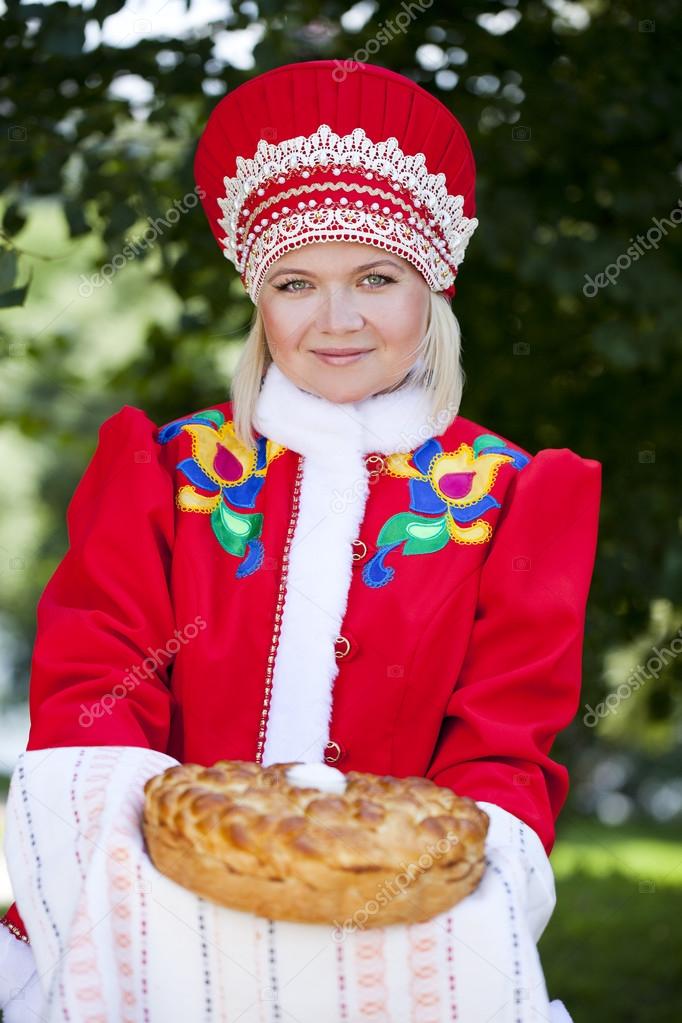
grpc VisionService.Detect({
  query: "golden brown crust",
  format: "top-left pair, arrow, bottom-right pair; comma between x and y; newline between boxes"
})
142,760 -> 489,928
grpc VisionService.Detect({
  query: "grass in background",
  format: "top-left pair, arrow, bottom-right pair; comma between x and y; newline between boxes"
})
540,817 -> 682,1022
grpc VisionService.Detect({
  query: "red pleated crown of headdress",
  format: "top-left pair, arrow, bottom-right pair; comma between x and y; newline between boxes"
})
194,60 -> 478,304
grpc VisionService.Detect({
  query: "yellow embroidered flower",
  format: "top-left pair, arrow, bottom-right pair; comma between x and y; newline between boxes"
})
156,409 -> 285,577
364,433 -> 530,587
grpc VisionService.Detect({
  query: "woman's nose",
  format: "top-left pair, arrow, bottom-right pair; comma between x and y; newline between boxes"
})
314,288 -> 365,332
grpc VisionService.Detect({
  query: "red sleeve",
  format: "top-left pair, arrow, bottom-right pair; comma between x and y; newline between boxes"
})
25,405 -> 176,752
426,448 -> 602,856
0,901 -> 29,944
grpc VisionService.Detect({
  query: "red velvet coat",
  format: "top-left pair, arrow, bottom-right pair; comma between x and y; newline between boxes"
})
2,399 -> 601,943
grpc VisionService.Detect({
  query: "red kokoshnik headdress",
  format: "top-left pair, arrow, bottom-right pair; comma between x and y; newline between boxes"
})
194,60 -> 478,304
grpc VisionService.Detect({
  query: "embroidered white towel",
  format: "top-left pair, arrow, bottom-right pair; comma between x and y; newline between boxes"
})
3,747 -> 572,1023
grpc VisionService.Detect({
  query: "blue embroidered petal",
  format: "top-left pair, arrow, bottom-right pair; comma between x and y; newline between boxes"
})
156,414 -> 222,445
176,456 -> 220,493
254,435 -> 268,472
412,438 -> 442,477
477,444 -> 531,470
236,538 -> 265,578
156,422 -> 186,444
362,540 -> 403,588
225,474 -> 264,509
451,494 -> 501,523
409,477 -> 447,515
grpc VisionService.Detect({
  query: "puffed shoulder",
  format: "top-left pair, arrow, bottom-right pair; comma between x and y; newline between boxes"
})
482,444 -> 602,628
97,403 -> 160,439
85,404 -> 164,457
98,402 -> 234,447
528,446 -> 601,478
496,446 -> 602,534
55,401 -> 178,559
92,404 -> 187,478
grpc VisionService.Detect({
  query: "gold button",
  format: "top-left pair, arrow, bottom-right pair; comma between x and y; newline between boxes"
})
366,453 -> 385,483
324,741 -> 342,764
351,539 -> 367,561
335,635 -> 351,658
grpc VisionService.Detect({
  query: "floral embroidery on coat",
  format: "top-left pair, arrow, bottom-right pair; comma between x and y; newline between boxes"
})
156,409 -> 286,578
362,433 -> 531,588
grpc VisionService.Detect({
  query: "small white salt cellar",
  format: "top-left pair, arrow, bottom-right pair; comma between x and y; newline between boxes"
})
285,762 -> 348,795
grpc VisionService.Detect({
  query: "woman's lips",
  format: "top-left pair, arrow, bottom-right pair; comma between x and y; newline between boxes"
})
312,350 -> 373,366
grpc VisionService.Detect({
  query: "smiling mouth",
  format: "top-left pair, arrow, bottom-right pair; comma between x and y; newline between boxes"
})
312,350 -> 374,365
312,349 -> 373,356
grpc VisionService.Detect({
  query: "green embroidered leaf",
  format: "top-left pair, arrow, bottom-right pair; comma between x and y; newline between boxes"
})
376,512 -> 413,546
404,516 -> 450,555
222,509 -> 251,537
211,511 -> 246,556
199,409 -> 226,428
212,503 -> 262,557
377,512 -> 449,555
473,433 -> 504,456
223,503 -> 262,538
406,520 -> 443,541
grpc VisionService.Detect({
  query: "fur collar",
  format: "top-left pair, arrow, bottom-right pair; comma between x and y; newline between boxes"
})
252,359 -> 444,766
253,359 -> 439,460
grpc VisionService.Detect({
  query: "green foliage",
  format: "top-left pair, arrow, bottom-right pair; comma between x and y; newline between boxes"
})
541,871 -> 682,1021
541,816 -> 682,1021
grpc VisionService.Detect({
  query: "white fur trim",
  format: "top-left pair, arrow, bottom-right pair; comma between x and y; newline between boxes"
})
252,361 -> 442,766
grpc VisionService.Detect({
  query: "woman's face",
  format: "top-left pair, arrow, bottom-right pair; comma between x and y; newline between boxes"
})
258,241 -> 431,403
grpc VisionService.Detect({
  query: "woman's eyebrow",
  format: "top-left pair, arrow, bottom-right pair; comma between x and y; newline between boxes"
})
266,259 -> 405,282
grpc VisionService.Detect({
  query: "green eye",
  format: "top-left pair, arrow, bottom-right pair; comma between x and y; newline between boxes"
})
276,278 -> 307,291
276,273 -> 396,292
364,273 -> 395,287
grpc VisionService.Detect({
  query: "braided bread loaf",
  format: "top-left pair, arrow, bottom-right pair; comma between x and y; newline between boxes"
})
142,759 -> 489,928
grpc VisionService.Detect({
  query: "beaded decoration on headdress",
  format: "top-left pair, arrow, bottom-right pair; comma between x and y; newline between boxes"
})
195,61 -> 479,304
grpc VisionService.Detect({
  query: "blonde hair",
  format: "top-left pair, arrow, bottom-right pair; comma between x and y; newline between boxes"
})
230,290 -> 466,449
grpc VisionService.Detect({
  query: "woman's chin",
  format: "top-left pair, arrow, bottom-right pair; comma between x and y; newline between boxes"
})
290,369 -> 378,404
313,381 -> 378,404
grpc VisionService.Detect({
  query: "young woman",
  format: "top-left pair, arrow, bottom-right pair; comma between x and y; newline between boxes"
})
0,60 -> 599,1022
